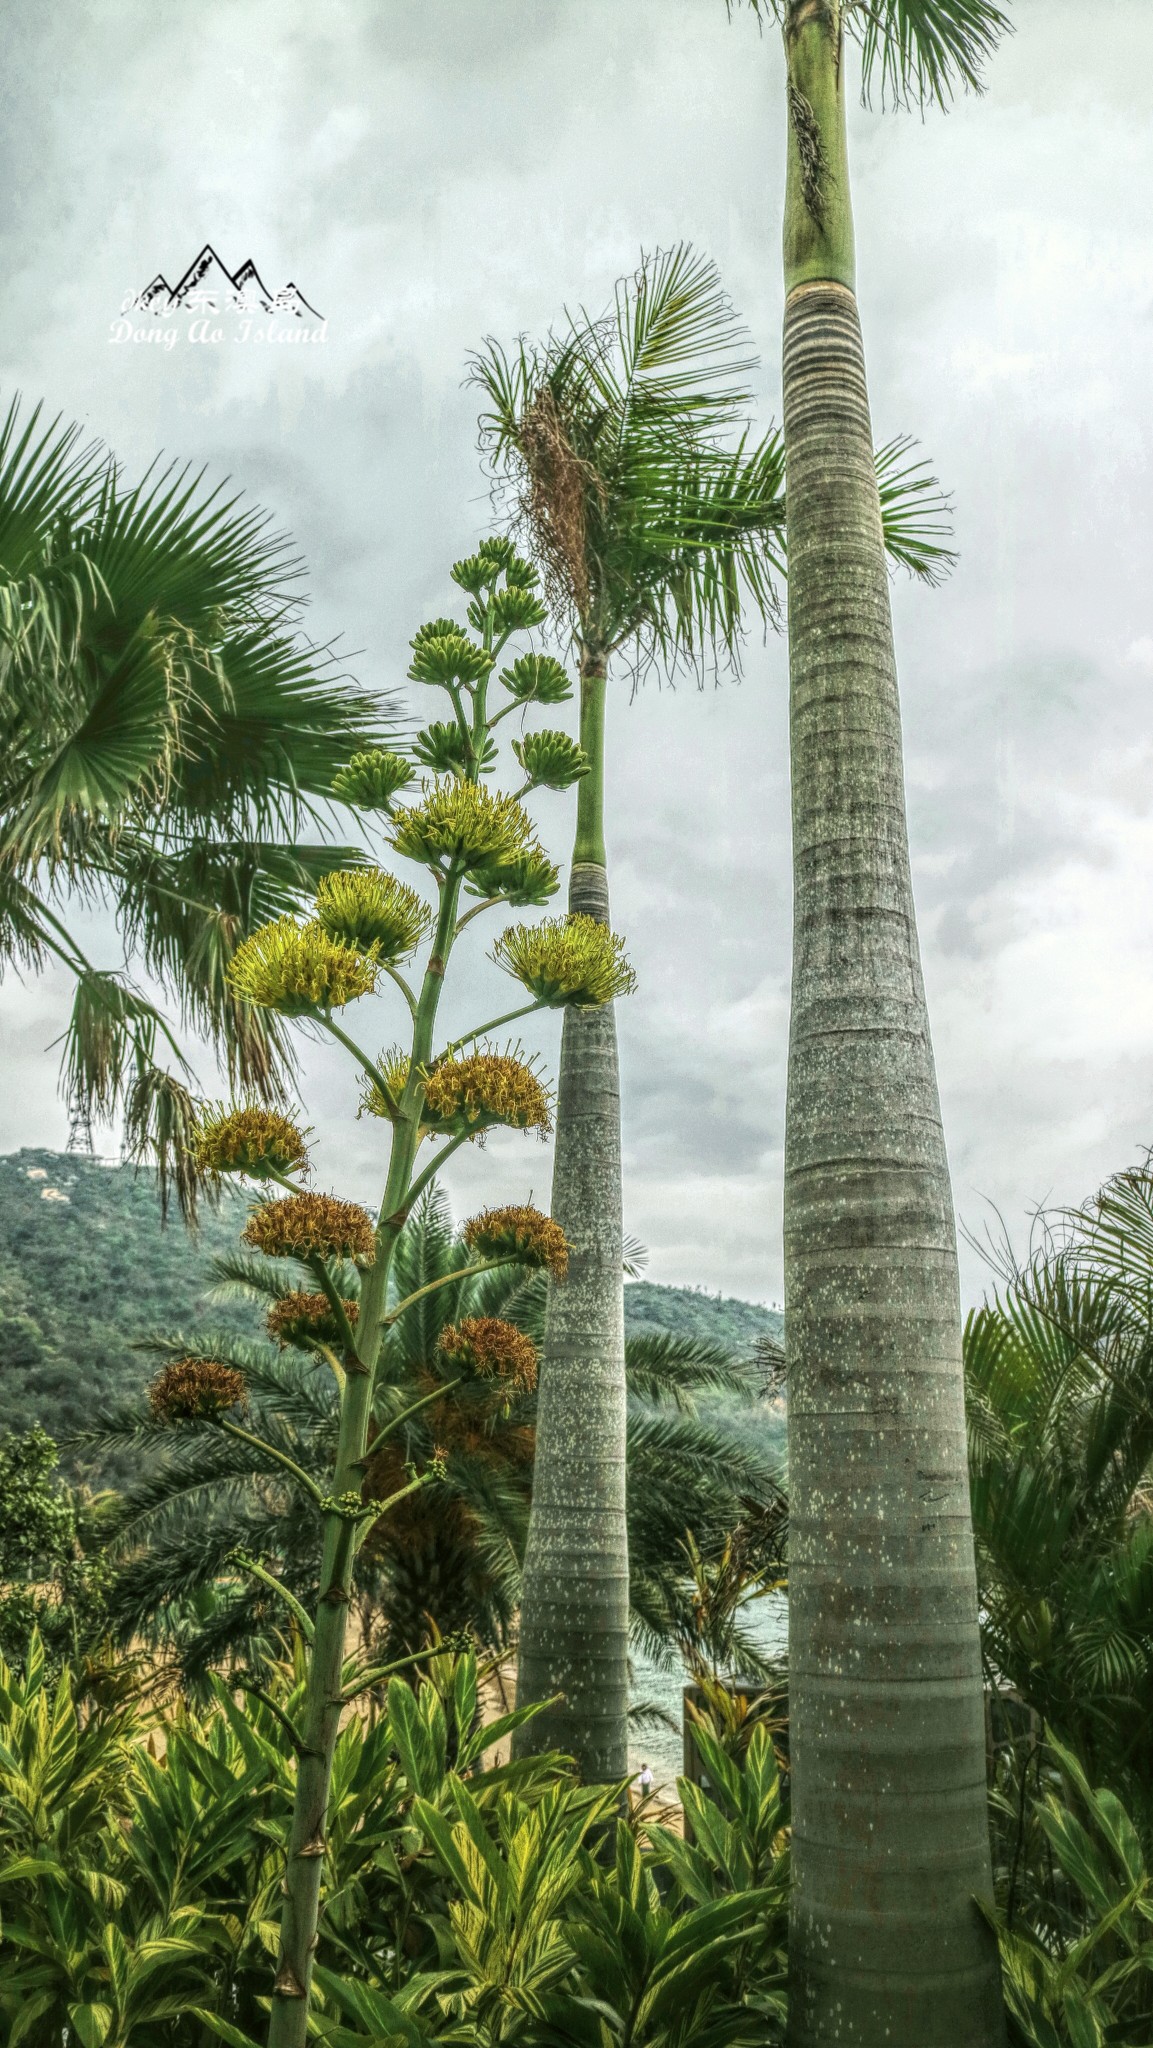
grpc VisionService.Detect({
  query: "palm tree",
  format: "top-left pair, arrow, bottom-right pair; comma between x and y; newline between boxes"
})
967,1162 -> 1153,1834
0,396 -> 383,1211
471,245 -> 786,1782
85,1185 -> 782,1690
470,243 -> 947,1782
727,4 -> 1013,2041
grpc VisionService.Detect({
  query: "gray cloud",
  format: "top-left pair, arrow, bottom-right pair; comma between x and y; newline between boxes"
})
2,0 -> 1152,1310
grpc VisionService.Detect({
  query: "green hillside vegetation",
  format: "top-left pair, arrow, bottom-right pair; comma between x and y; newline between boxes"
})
0,1151 -> 786,1481
624,1278 -> 783,1351
0,1150 -> 250,1480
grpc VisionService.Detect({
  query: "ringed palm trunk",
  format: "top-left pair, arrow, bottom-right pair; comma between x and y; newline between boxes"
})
779,6 -> 1004,2043
513,649 -> 631,1781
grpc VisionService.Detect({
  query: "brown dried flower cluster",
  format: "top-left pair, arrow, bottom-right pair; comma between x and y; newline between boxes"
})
421,1051 -> 552,1138
266,1291 -> 360,1350
149,1356 -> 246,1423
462,1204 -> 569,1281
242,1192 -> 377,1265
438,1316 -> 538,1394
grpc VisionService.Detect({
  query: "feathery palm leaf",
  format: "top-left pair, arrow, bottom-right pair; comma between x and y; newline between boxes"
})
471,245 -> 787,669
473,247 -> 954,674
966,1165 -> 1153,1824
733,0 -> 1012,111
855,0 -> 1012,109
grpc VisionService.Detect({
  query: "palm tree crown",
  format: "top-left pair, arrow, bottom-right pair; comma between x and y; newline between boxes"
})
471,243 -> 787,673
0,396 -> 386,1208
737,0 -> 1010,110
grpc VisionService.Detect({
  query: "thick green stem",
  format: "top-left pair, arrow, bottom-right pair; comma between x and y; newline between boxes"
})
782,1 -> 855,294
217,1421 -> 325,1506
267,865 -> 464,2047
382,1262 -> 515,1328
572,650 -> 608,868
779,35 -> 1003,2039
439,998 -> 544,1061
514,660 -> 629,1782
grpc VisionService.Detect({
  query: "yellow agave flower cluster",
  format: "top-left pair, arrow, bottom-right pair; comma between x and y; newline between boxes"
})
389,777 -> 542,875
226,916 -> 378,1015
462,1203 -> 569,1280
242,1192 -> 377,1265
191,1104 -> 310,1181
360,1045 -> 552,1141
438,1315 -> 538,1394
493,912 -> 636,1008
225,870 -> 433,1018
267,1291 -> 360,1351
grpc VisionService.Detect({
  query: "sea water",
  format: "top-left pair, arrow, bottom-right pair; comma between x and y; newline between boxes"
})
627,1590 -> 788,1797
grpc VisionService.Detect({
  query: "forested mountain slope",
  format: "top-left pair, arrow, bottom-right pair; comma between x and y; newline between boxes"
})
0,1150 -> 785,1477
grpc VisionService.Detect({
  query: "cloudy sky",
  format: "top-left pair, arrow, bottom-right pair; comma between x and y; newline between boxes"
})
2,0 -> 1151,1308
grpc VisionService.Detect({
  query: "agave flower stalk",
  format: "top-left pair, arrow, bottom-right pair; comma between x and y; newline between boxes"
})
206,538 -> 633,2048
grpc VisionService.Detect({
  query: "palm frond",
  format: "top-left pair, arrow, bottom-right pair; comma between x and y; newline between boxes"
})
470,242 -> 786,671
622,1234 -> 649,1279
207,1250 -> 310,1307
0,390 -> 392,1182
852,0 -> 1012,111
58,963 -> 189,1122
0,396 -> 107,689
625,1330 -> 763,1411
874,434 -> 957,584
605,243 -> 761,431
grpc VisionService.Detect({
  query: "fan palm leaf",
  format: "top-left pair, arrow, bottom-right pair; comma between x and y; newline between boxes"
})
0,392 -> 389,1197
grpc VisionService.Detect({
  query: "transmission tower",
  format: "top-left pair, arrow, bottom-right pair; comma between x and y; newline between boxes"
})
65,1091 -> 96,1158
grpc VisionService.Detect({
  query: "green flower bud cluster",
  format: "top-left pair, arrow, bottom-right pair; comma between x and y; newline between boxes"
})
332,749 -> 414,810
315,868 -> 433,962
451,536 -> 536,596
412,721 -> 498,778
499,653 -> 573,704
469,583 -> 547,636
464,845 -> 560,908
408,622 -> 493,688
513,729 -> 589,791
321,1490 -> 374,1522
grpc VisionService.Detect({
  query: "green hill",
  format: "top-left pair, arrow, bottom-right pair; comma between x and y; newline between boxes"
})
623,1280 -> 782,1353
0,1149 -> 252,1480
0,1149 -> 785,1482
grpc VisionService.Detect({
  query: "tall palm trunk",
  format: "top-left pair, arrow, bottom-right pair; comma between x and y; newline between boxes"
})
779,7 -> 1004,2043
514,650 -> 630,1781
